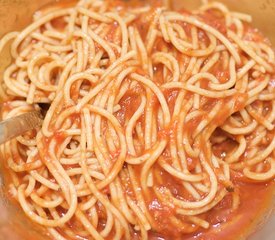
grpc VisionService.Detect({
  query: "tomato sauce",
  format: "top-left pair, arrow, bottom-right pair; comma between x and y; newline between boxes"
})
0,0 -> 274,240
142,169 -> 274,240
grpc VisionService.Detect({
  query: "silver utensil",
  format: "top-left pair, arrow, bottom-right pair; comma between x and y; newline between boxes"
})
0,111 -> 43,145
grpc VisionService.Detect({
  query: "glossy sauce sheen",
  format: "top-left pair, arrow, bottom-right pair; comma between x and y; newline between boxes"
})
1,0 -> 274,240
114,77 -> 274,239
114,1 -> 274,240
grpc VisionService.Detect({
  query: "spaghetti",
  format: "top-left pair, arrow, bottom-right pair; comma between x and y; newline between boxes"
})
0,0 -> 274,239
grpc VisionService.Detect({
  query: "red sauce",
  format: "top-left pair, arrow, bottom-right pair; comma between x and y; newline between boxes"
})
1,1 -> 274,240
144,172 -> 274,240
199,10 -> 227,35
185,181 -> 274,240
115,87 -> 144,126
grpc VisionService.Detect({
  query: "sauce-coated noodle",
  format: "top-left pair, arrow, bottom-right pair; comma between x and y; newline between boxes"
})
0,0 -> 274,239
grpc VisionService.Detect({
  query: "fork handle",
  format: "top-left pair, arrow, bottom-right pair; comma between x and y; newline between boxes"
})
0,111 -> 43,145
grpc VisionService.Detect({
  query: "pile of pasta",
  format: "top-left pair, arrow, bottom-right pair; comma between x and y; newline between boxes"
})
0,0 -> 274,239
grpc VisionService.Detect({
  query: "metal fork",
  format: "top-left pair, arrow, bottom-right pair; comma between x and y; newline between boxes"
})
0,103 -> 49,145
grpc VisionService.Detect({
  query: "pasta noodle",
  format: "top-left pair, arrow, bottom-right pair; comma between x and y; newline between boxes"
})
0,0 -> 274,239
